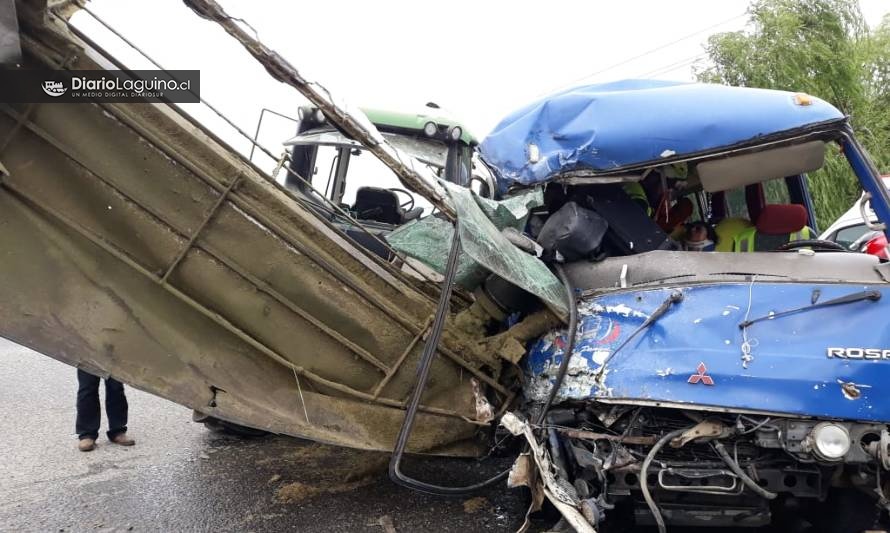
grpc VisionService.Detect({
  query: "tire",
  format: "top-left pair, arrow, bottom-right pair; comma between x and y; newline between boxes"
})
197,414 -> 270,438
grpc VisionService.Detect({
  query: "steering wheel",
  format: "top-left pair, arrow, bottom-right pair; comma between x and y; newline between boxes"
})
388,188 -> 415,211
775,239 -> 850,252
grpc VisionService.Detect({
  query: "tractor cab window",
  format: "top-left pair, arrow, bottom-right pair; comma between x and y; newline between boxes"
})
286,129 -> 449,226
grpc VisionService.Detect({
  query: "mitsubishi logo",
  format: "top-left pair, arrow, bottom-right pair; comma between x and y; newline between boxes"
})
688,362 -> 714,385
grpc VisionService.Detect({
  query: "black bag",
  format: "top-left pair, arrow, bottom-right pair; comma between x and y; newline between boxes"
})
587,186 -> 670,254
537,201 -> 608,262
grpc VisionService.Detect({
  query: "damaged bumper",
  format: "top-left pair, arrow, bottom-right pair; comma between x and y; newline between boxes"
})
517,281 -> 890,530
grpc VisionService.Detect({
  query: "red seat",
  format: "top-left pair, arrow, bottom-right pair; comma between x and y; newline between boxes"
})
733,204 -> 813,251
755,204 -> 807,235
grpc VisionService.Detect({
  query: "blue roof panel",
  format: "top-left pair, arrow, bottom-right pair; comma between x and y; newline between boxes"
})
479,80 -> 845,191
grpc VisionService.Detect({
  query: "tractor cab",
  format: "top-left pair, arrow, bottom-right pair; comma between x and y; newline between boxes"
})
282,104 -> 494,258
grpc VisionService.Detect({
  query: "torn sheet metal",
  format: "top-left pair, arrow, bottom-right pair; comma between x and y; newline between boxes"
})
501,413 -> 596,533
479,80 -> 844,193
525,283 -> 890,422
385,185 -> 541,290
387,184 -> 568,315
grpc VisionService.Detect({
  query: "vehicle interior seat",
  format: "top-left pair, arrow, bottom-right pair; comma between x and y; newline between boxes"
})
732,204 -> 813,251
353,186 -> 404,225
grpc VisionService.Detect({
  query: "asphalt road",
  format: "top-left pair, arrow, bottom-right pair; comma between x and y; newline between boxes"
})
0,337 -> 527,532
4,338 -> 877,533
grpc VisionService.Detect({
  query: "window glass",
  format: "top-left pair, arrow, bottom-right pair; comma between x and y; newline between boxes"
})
723,178 -> 790,221
724,188 -> 748,219
832,223 -> 869,249
343,150 -> 433,214
311,145 -> 339,197
764,178 -> 791,204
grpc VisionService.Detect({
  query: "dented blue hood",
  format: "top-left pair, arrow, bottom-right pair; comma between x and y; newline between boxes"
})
526,283 -> 890,422
479,80 -> 845,191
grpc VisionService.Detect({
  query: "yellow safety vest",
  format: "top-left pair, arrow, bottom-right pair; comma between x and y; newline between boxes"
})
733,226 -> 812,252
623,182 -> 652,216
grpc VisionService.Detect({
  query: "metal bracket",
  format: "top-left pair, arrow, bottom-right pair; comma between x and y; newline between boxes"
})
372,315 -> 432,399
860,192 -> 887,231
160,174 -> 241,283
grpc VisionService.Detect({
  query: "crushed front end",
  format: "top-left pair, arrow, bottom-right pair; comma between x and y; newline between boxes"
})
478,82 -> 890,531
516,264 -> 890,531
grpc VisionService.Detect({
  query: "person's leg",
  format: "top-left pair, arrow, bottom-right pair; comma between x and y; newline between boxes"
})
75,369 -> 101,443
104,377 -> 130,442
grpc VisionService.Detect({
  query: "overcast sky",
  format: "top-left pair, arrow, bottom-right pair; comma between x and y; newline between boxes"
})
71,0 -> 889,173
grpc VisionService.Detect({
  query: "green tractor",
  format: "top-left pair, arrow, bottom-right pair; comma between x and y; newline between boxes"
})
282,103 -> 495,258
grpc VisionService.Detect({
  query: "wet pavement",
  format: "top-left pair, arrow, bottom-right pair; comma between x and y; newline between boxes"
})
0,337 -> 526,532
1,338 -> 869,532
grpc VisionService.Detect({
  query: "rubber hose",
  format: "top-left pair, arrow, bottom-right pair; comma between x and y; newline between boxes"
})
534,263 -> 578,426
641,427 -> 694,533
713,441 -> 778,500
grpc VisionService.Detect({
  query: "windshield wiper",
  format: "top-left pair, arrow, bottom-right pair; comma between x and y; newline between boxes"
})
738,289 -> 881,329
595,290 -> 684,379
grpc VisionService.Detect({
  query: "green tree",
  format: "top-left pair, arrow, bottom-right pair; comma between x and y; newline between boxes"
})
696,0 -> 890,229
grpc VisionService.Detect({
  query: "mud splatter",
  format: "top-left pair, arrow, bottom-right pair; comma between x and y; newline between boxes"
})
462,496 -> 491,514
276,477 -> 372,503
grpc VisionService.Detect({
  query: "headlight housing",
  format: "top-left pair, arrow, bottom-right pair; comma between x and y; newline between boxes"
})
810,422 -> 851,461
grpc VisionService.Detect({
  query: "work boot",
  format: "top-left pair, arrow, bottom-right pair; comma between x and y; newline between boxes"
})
78,438 -> 96,452
109,432 -> 135,446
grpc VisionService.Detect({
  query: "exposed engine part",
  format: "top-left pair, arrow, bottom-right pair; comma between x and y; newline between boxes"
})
713,441 -> 778,500
641,426 -> 695,533
656,468 -> 741,494
672,419 -> 729,447
501,412 -> 596,533
633,504 -> 771,528
866,429 -> 890,470
523,406 -> 889,531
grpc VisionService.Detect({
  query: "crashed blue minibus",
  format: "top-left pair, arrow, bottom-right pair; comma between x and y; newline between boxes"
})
479,80 -> 890,532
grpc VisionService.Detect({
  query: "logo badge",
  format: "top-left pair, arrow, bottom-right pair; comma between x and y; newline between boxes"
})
827,347 -> 890,360
42,80 -> 66,97
688,362 -> 714,385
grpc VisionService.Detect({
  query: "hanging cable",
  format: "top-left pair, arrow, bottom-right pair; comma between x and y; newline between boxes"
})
535,264 -> 579,426
388,222 -> 510,495
641,426 -> 694,533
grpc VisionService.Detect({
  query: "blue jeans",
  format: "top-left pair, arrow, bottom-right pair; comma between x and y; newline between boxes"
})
75,369 -> 128,440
